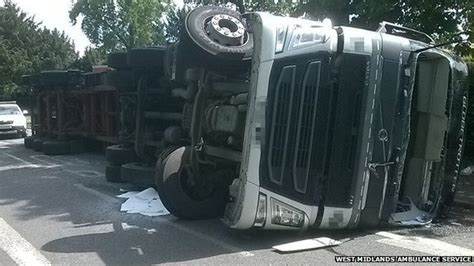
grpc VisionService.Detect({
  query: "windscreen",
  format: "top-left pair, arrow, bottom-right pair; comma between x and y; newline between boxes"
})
0,105 -> 21,115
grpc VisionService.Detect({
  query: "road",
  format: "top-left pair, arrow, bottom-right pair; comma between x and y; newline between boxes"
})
0,138 -> 474,265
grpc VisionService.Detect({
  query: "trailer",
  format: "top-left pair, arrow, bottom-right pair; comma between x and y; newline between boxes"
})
24,68 -> 120,154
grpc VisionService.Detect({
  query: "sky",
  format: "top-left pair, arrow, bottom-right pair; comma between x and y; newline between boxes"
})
1,0 -> 91,55
1,0 -> 185,56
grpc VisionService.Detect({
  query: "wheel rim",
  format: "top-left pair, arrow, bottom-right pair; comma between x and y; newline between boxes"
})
205,14 -> 246,46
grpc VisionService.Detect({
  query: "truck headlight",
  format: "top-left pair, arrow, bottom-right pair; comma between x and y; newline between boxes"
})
253,193 -> 267,227
271,198 -> 305,227
275,26 -> 287,53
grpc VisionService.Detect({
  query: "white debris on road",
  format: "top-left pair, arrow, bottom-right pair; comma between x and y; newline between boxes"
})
117,188 -> 170,217
273,237 -> 341,253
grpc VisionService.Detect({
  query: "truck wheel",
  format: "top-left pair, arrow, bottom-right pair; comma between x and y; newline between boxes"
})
69,140 -> 87,154
43,140 -> 70,155
155,146 -> 229,220
105,164 -> 123,182
24,136 -> 35,149
121,162 -> 155,186
107,52 -> 129,70
104,70 -> 136,91
127,47 -> 166,69
184,6 -> 253,61
32,137 -> 46,152
40,70 -> 82,87
106,144 -> 138,165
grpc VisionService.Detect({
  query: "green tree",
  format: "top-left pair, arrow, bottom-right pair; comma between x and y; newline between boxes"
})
0,1 -> 78,98
71,47 -> 107,72
70,0 -> 167,52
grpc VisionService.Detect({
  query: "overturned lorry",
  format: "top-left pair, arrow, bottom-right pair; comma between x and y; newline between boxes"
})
27,5 -> 469,230
152,6 -> 468,230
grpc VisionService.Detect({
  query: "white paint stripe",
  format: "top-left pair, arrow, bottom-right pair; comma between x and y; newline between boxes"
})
30,155 -> 69,166
73,184 -> 119,204
3,152 -> 36,166
0,153 -> 60,171
29,155 -> 62,167
0,218 -> 51,266
376,231 -> 474,256
65,169 -> 104,178
44,155 -> 74,166
0,164 -> 58,172
154,216 -> 254,257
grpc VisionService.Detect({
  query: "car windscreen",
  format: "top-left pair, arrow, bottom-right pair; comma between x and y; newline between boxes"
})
0,106 -> 21,115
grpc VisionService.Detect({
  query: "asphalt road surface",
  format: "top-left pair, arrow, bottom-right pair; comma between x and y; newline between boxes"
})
0,138 -> 474,265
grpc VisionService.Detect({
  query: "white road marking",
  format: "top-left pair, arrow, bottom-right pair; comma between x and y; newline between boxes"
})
0,164 -> 56,172
3,152 -> 36,166
0,153 -> 60,172
66,170 -> 104,178
30,155 -> 67,166
0,218 -> 51,266
376,231 -> 474,256
44,155 -> 74,166
73,184 -> 119,204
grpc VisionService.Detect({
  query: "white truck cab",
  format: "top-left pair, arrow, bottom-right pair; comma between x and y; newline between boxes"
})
155,6 -> 468,231
220,12 -> 468,230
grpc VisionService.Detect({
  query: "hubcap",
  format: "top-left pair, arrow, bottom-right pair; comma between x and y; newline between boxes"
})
206,14 -> 245,46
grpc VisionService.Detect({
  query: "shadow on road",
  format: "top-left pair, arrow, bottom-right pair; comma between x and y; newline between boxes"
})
1,139 -> 473,264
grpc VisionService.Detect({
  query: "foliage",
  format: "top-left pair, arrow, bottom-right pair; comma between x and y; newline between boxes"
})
71,47 -> 107,72
70,0 -> 167,52
244,0 -> 297,16
163,4 -> 188,43
0,1 -> 78,98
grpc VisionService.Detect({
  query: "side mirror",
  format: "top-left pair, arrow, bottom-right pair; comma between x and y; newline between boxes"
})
22,110 -> 29,115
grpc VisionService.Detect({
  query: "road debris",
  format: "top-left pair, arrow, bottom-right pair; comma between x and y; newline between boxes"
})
117,188 -> 170,217
273,237 -> 341,253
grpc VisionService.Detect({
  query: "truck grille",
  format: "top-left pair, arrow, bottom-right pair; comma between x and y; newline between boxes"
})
261,53 -> 369,207
262,54 -> 329,205
292,62 -> 321,193
268,66 -> 295,185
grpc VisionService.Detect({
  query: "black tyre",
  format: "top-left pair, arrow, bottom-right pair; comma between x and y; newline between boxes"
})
69,140 -> 87,154
184,6 -> 253,61
121,162 -> 155,186
107,52 -> 129,70
105,164 -> 123,182
155,146 -> 229,220
104,70 -> 136,90
127,47 -> 166,69
40,70 -> 82,87
43,140 -> 70,155
106,144 -> 138,165
24,136 -> 35,149
32,137 -> 46,152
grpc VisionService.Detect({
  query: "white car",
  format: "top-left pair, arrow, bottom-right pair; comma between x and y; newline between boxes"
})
0,102 -> 27,138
